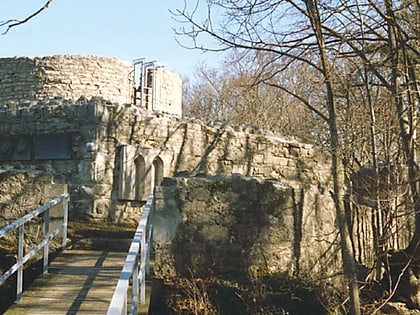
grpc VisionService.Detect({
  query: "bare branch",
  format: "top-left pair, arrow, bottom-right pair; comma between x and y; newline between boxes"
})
1,0 -> 53,35
266,80 -> 329,122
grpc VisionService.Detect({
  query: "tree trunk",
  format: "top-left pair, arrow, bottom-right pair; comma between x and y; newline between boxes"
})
304,1 -> 361,314
384,0 -> 420,307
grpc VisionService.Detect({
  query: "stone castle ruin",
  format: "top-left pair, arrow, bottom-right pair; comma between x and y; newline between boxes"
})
0,55 -> 183,217
0,55 -> 329,219
0,55 -> 182,116
0,55 -> 411,283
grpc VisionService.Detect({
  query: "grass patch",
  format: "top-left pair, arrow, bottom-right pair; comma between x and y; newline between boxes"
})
67,218 -> 136,244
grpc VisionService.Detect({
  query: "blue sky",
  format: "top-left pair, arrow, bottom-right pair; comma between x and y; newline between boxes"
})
0,0 -> 224,78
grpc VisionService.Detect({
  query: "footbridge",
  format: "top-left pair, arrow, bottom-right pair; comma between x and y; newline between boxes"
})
0,194 -> 154,315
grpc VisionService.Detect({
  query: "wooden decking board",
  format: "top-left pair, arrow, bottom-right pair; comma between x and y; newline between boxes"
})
4,250 -> 129,315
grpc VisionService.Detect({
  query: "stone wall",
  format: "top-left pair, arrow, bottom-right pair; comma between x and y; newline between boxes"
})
0,55 -> 133,105
1,97 -> 413,278
95,101 -> 332,221
153,174 -> 340,281
0,98 -> 104,218
0,171 -> 51,224
0,98 -> 331,223
0,170 -> 67,250
0,55 -> 183,117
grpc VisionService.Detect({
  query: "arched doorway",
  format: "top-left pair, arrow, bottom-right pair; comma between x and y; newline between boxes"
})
153,156 -> 164,188
134,155 -> 146,200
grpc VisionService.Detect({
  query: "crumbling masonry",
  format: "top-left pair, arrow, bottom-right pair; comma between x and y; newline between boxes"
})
0,55 -> 389,281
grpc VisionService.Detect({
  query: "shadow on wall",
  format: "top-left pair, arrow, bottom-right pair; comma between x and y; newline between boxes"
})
153,174 -> 339,282
107,145 -> 167,222
0,171 -> 73,313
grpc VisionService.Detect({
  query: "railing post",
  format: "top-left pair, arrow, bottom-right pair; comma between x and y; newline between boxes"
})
131,255 -> 139,314
0,193 -> 70,305
146,222 -> 153,275
16,224 -> 24,304
140,231 -> 146,304
62,195 -> 69,251
43,207 -> 50,274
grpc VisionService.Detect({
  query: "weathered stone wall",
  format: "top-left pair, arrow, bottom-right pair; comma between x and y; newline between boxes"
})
1,97 -> 414,278
0,98 -> 104,218
0,98 -> 331,223
0,55 -> 133,105
0,55 -> 183,116
0,171 -> 51,224
0,170 -> 67,251
153,174 -> 340,281
106,106 -> 327,184
95,101 -> 332,221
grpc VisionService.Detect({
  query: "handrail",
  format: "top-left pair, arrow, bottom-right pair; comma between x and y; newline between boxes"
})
107,194 -> 154,315
0,193 -> 69,303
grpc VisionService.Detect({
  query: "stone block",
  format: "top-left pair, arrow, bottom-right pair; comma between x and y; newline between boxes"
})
93,198 -> 110,215
253,154 -> 265,164
200,225 -> 230,244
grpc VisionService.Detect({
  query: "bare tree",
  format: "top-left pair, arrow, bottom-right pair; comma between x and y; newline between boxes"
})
322,0 -> 419,306
183,50 -> 320,141
176,0 -> 420,308
174,1 -> 363,313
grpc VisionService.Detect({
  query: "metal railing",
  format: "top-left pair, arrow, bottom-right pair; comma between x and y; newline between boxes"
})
0,193 -> 69,303
107,194 -> 154,315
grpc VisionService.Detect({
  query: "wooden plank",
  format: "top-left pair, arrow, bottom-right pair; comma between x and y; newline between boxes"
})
4,250 -> 127,315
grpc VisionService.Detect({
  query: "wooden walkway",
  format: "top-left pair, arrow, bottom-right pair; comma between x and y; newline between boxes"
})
4,250 -> 131,315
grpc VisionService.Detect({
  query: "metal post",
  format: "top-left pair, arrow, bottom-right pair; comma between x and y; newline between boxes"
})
43,208 -> 50,274
151,64 -> 156,111
141,62 -> 145,107
146,222 -> 153,275
144,65 -> 149,110
16,224 -> 24,304
62,195 -> 68,251
132,58 -> 145,106
140,232 -> 146,304
132,255 -> 139,314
